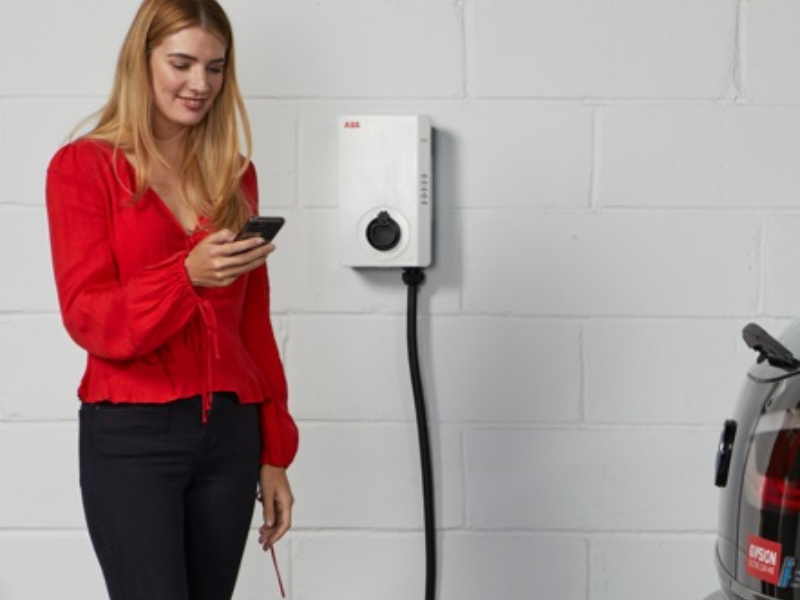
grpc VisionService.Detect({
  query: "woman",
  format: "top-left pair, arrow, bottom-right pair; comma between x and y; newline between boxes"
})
45,1 -> 298,598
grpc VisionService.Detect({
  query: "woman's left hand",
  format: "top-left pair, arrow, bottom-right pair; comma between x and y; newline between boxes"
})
258,465 -> 294,551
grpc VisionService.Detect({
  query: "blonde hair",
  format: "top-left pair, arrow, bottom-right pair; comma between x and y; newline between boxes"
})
84,0 -> 252,230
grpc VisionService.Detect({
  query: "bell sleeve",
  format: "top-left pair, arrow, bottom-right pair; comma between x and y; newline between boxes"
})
241,262 -> 299,468
45,142 -> 206,361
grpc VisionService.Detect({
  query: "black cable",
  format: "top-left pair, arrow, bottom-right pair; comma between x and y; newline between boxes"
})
402,267 -> 436,600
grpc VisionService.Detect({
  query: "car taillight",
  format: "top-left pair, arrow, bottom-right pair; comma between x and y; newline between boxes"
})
762,476 -> 800,512
748,426 -> 800,513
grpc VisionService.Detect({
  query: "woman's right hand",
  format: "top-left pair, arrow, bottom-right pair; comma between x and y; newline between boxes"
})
185,229 -> 275,288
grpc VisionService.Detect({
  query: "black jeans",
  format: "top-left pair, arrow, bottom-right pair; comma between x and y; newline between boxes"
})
79,393 -> 261,600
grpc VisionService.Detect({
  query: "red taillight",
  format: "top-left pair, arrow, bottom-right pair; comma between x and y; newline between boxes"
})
761,476 -> 800,512
753,427 -> 800,513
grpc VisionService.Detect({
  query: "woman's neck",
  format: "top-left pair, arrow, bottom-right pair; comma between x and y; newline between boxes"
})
153,126 -> 189,171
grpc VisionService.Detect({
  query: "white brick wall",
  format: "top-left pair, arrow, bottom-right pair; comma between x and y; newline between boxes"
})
465,0 -> 736,99
4,0 -> 788,598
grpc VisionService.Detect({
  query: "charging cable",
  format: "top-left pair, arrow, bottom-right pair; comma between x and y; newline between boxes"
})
402,267 -> 436,600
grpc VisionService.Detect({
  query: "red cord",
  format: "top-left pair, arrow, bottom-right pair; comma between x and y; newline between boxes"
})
270,545 -> 286,598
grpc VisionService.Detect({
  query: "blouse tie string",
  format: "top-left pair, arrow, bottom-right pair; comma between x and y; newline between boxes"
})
195,299 -> 220,422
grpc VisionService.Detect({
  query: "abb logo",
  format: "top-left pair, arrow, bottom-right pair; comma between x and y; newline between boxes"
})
343,121 -> 361,129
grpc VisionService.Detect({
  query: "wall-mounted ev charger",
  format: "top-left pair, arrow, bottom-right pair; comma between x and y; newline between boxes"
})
338,115 -> 432,268
337,115 -> 438,600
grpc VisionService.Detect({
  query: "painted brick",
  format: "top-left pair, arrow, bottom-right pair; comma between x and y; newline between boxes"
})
721,107 -> 800,209
289,423 -> 463,529
296,106 -> 340,208
0,208 -> 59,312
0,2 -> 136,97
286,316 -> 415,422
597,106 -> 800,208
0,532 -> 104,599
0,315 -> 84,421
0,99 -> 100,207
763,215 -> 800,316
466,428 -> 719,531
441,533 -> 588,600
467,0 -> 735,99
463,211 -> 759,317
584,319 -> 756,425
742,0 -> 800,100
597,106 -> 723,208
432,103 -> 594,209
229,0 -> 463,98
427,317 -> 582,423
248,102 -> 298,210
291,534 -> 424,600
0,425 -> 82,528
591,536 -> 718,600
0,104 -> 4,202
287,316 -> 579,424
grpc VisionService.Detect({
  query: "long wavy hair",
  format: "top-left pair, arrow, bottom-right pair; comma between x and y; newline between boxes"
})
84,0 -> 253,230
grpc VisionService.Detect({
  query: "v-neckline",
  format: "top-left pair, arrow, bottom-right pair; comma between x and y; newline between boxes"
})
148,186 -> 200,237
118,151 -> 201,237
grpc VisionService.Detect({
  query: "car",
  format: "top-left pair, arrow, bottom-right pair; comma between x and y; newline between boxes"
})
713,321 -> 800,600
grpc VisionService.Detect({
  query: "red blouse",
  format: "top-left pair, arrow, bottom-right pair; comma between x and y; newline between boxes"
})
46,139 -> 298,468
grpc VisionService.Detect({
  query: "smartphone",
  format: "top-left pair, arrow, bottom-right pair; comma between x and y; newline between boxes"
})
235,216 -> 285,243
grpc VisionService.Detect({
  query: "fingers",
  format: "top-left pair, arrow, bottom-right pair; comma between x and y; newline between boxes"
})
215,229 -> 271,260
258,466 -> 294,551
259,499 -> 292,550
237,244 -> 275,272
258,483 -> 293,549
206,228 -> 237,243
185,231 -> 275,288
226,235 -> 271,258
218,240 -> 273,271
